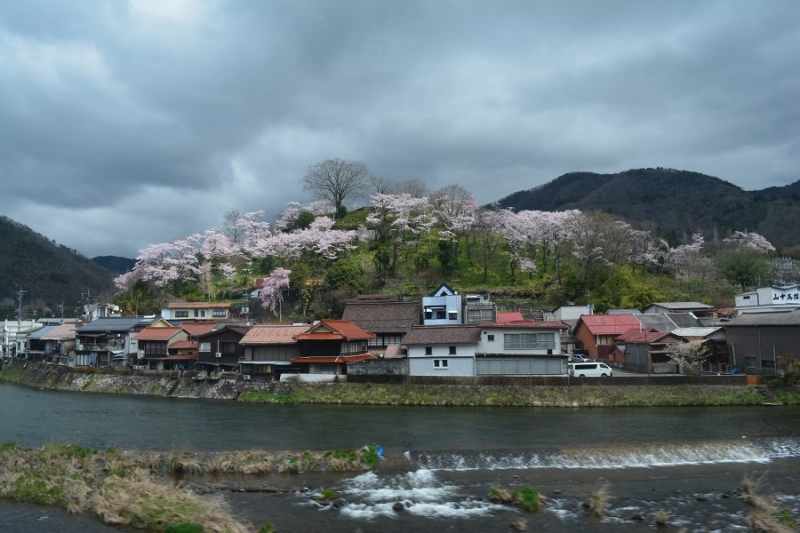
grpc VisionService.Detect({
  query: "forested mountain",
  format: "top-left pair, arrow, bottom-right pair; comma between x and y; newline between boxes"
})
494,168 -> 800,247
0,216 -> 115,317
92,256 -> 136,274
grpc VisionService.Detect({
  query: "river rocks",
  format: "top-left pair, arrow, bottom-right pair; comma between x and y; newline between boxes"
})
393,502 -> 405,512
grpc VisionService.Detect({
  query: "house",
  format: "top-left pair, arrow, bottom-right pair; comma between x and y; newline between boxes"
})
642,302 -> 715,318
672,327 -> 728,372
3,319 -> 43,358
543,305 -> 593,322
83,303 -> 121,321
572,314 -> 641,360
239,324 -> 307,381
463,293 -> 497,324
24,323 -> 61,361
161,302 -> 232,321
39,322 -> 78,365
404,325 -> 481,376
291,319 -> 376,375
74,316 -> 156,367
723,310 -> 800,375
342,295 -> 420,351
612,329 -> 682,373
735,285 -> 800,314
132,327 -> 189,371
475,313 -> 569,376
196,325 -> 250,374
422,283 -> 462,325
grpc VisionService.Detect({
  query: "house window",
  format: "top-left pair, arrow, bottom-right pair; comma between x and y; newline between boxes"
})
424,309 -> 432,320
449,346 -> 457,355
436,310 -> 446,320
504,332 -> 556,350
425,346 -> 433,355
745,357 -> 756,369
448,310 -> 458,320
194,309 -> 199,317
174,311 -> 189,318
487,334 -> 495,341
199,342 -> 211,353
221,342 -> 237,354
212,308 -> 226,317
200,310 -> 206,317
434,359 -> 448,369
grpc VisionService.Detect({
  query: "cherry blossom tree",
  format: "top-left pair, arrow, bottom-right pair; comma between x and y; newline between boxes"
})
259,267 -> 291,316
723,231 -> 775,253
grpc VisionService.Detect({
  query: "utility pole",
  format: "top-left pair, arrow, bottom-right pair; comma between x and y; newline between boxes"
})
15,288 -> 25,328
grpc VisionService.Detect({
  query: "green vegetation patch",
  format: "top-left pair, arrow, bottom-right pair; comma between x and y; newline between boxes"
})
512,487 -> 541,513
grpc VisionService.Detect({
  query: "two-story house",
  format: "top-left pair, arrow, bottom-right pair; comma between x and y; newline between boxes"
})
572,314 -> 641,360
404,325 -> 481,377
74,316 -> 156,367
239,324 -> 307,381
342,295 -> 421,352
161,302 -> 232,321
196,325 -> 250,374
475,312 -> 568,376
291,319 -> 376,375
422,283 -> 462,325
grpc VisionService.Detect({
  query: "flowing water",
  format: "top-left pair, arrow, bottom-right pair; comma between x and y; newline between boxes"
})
1,382 -> 799,532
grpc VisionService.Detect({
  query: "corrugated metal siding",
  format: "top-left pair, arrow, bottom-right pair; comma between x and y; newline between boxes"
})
476,357 -> 565,375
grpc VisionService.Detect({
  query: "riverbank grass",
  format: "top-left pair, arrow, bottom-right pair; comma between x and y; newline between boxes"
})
238,382 -> 766,407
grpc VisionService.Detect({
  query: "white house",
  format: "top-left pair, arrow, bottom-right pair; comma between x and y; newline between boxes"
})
403,325 -> 480,376
475,312 -> 569,375
735,285 -> 800,314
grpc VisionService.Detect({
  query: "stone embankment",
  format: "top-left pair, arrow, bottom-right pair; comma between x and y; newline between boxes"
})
0,359 -> 292,400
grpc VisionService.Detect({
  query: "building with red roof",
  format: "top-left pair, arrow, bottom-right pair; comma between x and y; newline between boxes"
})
573,314 -> 641,360
291,319 -> 376,375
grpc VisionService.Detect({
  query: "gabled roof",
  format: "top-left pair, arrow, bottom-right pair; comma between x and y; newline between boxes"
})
75,316 -> 156,333
134,327 -> 183,341
40,322 -> 78,341
26,325 -> 59,340
166,302 -> 231,309
577,314 -> 641,335
197,325 -> 250,339
496,311 -> 524,323
666,312 -> 703,328
240,324 -> 307,345
402,325 -> 481,345
179,322 -> 218,337
291,353 -> 377,364
637,313 -> 677,332
615,329 -> 676,343
169,340 -> 198,350
342,300 -> 421,334
606,309 -> 641,315
672,327 -> 724,339
428,283 -> 456,297
644,302 -> 713,311
293,319 -> 375,341
483,317 -> 567,329
725,310 -> 800,326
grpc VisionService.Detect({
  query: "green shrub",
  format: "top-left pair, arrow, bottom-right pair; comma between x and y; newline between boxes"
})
512,487 -> 541,513
165,524 -> 204,533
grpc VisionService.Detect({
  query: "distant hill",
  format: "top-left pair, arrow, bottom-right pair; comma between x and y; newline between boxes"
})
0,216 -> 115,312
92,255 -> 136,274
494,168 -> 800,247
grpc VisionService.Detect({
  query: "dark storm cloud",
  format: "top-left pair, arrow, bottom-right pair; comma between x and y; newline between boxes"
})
1,0 -> 798,257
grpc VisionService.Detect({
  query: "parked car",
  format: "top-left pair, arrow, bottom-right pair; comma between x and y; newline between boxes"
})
569,362 -> 613,377
570,354 -> 592,363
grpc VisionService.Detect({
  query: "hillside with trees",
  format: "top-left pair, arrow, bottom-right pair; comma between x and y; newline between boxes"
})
112,161 -> 797,321
0,216 -> 115,319
494,168 -> 800,248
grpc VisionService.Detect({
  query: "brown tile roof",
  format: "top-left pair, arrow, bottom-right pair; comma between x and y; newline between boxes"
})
240,325 -> 307,345
40,322 -> 78,341
615,329 -> 674,343
402,325 -> 481,345
167,302 -> 231,309
482,319 -> 568,329
578,314 -> 641,335
169,340 -> 198,350
342,301 -> 421,334
294,319 -> 375,341
134,327 -> 184,341
180,322 -> 218,336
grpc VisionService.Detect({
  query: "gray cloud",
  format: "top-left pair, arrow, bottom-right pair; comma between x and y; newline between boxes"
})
2,0 -> 798,258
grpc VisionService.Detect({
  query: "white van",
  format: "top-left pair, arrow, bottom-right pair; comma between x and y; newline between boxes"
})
569,362 -> 613,377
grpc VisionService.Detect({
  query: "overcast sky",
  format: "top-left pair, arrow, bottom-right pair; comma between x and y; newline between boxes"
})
2,0 -> 798,258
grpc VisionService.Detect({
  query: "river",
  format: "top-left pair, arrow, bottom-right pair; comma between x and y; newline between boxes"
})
1,382 -> 799,532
